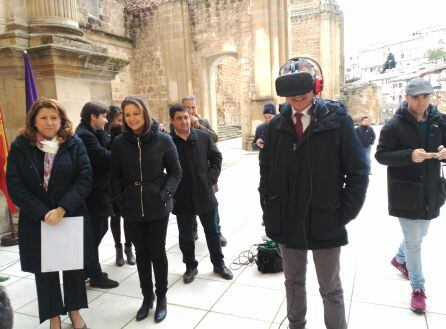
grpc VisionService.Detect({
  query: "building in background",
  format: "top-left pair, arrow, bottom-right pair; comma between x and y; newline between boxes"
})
343,26 -> 446,123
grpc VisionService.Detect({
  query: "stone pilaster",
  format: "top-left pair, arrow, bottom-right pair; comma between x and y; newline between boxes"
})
0,0 -> 28,47
158,0 -> 192,104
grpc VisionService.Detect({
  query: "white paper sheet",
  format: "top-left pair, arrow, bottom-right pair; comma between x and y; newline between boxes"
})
41,216 -> 83,272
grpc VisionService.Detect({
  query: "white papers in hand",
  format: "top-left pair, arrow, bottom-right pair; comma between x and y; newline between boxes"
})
41,216 -> 84,272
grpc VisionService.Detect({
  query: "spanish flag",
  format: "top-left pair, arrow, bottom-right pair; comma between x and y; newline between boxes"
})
0,106 -> 16,213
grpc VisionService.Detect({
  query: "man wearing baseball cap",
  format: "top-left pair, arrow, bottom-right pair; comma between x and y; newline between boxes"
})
376,77 -> 446,313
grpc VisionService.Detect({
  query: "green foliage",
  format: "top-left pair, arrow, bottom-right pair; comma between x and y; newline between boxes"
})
428,48 -> 446,61
382,53 -> 396,73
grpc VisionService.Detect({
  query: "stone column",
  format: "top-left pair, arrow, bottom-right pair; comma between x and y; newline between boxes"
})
26,0 -> 80,34
319,2 -> 343,100
158,0 -> 192,104
26,0 -> 87,47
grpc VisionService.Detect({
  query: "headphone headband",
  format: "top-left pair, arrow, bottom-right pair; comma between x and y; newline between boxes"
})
276,56 -> 324,96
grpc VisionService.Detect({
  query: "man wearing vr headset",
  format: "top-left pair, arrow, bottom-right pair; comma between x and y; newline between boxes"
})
259,58 -> 369,329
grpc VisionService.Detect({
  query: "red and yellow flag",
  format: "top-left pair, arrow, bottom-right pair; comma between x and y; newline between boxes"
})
0,106 -> 16,213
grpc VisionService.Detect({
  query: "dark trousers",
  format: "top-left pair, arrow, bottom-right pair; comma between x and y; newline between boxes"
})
126,217 -> 169,299
35,270 -> 88,323
110,212 -> 132,248
177,208 -> 224,269
85,215 -> 108,279
280,246 -> 346,329
192,206 -> 222,234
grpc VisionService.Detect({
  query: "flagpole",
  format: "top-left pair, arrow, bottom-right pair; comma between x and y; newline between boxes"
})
0,209 -> 17,246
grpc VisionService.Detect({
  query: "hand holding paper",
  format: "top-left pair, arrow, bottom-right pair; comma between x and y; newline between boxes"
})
44,206 -> 66,225
41,216 -> 83,272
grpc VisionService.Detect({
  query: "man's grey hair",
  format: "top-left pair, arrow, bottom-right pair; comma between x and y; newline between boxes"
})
280,58 -> 316,76
181,95 -> 198,105
0,286 -> 13,329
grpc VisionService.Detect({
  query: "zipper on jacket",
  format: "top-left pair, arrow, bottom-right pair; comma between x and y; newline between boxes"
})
137,137 -> 145,218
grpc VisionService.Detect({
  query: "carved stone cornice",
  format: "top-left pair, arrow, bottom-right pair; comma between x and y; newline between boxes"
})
0,44 -> 129,80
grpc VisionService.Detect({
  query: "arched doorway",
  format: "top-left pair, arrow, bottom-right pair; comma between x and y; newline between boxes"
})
213,56 -> 240,127
204,52 -> 241,135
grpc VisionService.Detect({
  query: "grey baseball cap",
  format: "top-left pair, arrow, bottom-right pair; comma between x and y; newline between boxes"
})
405,77 -> 434,96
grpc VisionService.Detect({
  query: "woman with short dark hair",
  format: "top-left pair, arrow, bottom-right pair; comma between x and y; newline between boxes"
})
111,95 -> 182,323
6,98 -> 92,329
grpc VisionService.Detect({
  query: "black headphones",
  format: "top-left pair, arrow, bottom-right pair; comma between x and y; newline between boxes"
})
275,57 -> 324,97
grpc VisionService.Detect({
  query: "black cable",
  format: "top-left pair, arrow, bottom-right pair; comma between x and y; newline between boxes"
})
229,244 -> 259,271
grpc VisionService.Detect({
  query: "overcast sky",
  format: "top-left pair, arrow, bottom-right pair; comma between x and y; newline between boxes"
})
337,0 -> 445,56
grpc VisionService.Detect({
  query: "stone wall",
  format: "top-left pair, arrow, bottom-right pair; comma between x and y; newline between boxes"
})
433,91 -> 446,114
187,0 -> 251,118
341,82 -> 381,124
289,0 -> 344,100
125,7 -> 169,123
215,56 -> 240,126
77,0 -> 134,106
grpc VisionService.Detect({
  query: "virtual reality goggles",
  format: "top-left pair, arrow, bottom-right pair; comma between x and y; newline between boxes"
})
275,57 -> 324,97
275,71 -> 315,97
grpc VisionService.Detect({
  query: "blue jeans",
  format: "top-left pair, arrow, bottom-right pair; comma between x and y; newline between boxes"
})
395,218 -> 431,291
176,208 -> 224,269
364,146 -> 371,172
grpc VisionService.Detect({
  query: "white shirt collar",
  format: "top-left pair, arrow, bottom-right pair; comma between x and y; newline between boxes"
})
292,102 -> 313,117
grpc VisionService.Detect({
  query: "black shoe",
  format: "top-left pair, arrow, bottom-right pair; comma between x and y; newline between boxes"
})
183,268 -> 198,284
193,231 -> 199,241
136,293 -> 155,321
213,265 -> 233,280
89,272 -> 119,289
154,297 -> 167,323
115,245 -> 124,267
124,245 -> 136,265
219,234 -> 227,247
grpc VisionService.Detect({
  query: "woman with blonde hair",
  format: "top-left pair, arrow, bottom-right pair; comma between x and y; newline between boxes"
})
6,98 -> 92,329
111,95 -> 181,323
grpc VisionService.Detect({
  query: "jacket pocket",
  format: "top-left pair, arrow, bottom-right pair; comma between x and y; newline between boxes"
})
437,177 -> 446,208
263,196 -> 281,236
389,180 -> 424,213
310,203 -> 344,240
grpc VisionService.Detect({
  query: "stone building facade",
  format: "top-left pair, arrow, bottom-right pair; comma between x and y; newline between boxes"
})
341,82 -> 382,124
0,0 -> 344,233
0,0 -> 343,150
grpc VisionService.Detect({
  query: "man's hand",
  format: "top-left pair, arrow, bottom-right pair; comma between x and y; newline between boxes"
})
437,145 -> 446,160
44,207 -> 66,226
411,149 -> 435,163
190,115 -> 200,128
256,138 -> 265,149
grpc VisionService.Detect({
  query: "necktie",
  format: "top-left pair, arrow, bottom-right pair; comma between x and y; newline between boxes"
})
294,112 -> 303,138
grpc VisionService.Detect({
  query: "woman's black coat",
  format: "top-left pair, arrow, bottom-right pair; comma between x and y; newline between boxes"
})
375,103 -> 446,220
6,135 -> 93,273
111,123 -> 182,221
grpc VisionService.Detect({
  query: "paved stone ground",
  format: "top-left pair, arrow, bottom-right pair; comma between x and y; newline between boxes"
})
1,132 -> 446,328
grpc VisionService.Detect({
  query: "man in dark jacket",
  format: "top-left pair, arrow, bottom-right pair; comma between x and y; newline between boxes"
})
182,96 -> 227,247
169,103 -> 233,284
76,101 -> 119,288
260,58 -> 369,329
355,116 -> 376,173
252,103 -> 276,151
375,77 -> 446,313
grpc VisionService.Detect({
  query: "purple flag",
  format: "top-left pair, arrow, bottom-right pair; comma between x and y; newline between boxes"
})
24,52 -> 38,112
